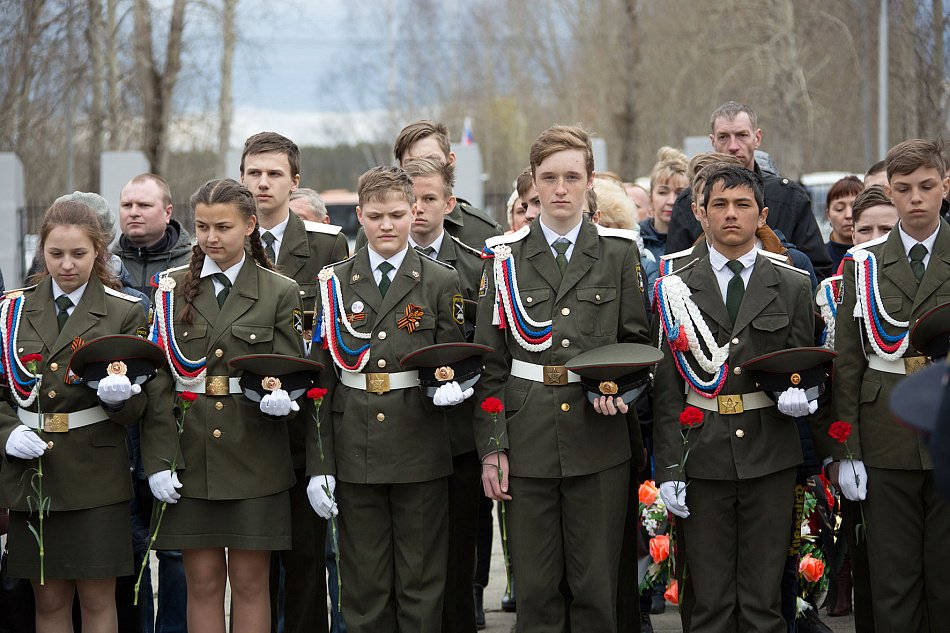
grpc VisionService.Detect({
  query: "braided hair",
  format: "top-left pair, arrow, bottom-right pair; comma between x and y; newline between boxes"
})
178,179 -> 277,325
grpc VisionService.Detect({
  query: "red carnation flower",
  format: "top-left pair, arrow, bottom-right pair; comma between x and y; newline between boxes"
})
20,354 -> 43,365
679,406 -> 703,428
307,387 -> 328,400
181,391 -> 198,403
828,421 -> 852,444
481,397 -> 504,414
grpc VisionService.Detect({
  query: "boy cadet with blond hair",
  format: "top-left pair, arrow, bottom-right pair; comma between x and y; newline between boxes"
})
239,131 -> 349,633
307,166 -> 469,633
832,138 -> 950,631
474,125 -> 650,632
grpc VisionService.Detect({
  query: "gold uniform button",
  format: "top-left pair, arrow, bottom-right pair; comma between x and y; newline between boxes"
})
182,332 -> 188,337
377,413 -> 385,422
213,429 -> 222,438
595,294 -> 601,301
49,362 -> 58,371
734,366 -> 742,375
526,296 -> 533,303
18,347 -> 23,353
377,359 -> 387,368
561,339 -> 571,348
561,403 -> 570,412
299,290 -> 305,296
561,307 -> 571,316
735,429 -> 745,438
48,390 -> 56,399
731,338 -> 739,345
378,331 -> 387,340
215,402 -> 224,410
250,334 -> 256,340
215,349 -> 224,358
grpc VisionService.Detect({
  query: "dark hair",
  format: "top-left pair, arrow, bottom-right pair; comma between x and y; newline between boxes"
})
702,165 -> 765,211
515,166 -> 534,199
393,120 -> 452,164
851,185 -> 894,225
403,157 -> 455,199
865,160 -> 886,180
885,138 -> 947,181
529,124 -> 594,180
826,176 -> 865,209
178,179 -> 275,325
240,132 -> 301,179
30,200 -> 121,290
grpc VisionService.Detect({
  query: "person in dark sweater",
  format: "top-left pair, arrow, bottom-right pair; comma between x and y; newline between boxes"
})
824,176 -> 864,273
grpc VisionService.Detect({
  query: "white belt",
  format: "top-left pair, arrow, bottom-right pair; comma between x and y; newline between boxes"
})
510,359 -> 580,385
868,354 -> 929,376
686,389 -> 772,415
340,370 -> 419,394
176,377 -> 241,395
17,405 -> 108,432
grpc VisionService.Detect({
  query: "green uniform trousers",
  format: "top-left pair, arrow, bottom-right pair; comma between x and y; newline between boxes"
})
442,450 -> 482,633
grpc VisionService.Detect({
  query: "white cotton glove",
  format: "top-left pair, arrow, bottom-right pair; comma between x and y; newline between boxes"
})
658,481 -> 690,518
432,381 -> 474,407
777,387 -> 817,417
148,470 -> 182,504
307,475 -> 339,519
260,389 -> 300,417
5,425 -> 48,459
838,459 -> 868,501
96,373 -> 141,404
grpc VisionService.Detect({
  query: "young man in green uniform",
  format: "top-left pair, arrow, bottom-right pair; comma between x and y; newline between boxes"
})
832,138 -> 950,632
307,166 -> 467,633
474,125 -> 650,633
240,132 -> 349,633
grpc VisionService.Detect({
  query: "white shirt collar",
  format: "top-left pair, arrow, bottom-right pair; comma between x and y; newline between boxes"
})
200,252 -> 245,285
259,214 -> 289,257
708,243 -> 758,273
538,217 -> 583,246
898,221 -> 940,257
409,231 -> 445,257
367,245 -> 409,278
51,280 -> 88,313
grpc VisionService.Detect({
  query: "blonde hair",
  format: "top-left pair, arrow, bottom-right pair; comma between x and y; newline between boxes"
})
529,125 -> 594,179
593,176 -> 636,229
649,146 -> 689,193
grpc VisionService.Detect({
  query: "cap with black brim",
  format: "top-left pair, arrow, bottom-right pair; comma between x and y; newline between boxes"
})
228,354 -> 324,402
399,343 -> 494,397
889,361 -> 947,438
911,302 -> 950,361
67,334 -> 167,389
564,343 -> 663,406
740,347 -> 837,403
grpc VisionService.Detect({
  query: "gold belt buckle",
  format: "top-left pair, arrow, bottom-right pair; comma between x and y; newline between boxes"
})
717,394 -> 744,415
543,365 -> 569,386
904,356 -> 929,375
205,376 -> 229,397
43,413 -> 69,433
365,373 -> 390,394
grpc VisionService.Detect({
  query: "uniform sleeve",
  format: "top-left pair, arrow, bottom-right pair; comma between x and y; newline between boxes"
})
652,319 -> 687,484
435,266 -> 466,344
330,233 -> 350,263
831,258 -> 865,460
472,260 -> 512,460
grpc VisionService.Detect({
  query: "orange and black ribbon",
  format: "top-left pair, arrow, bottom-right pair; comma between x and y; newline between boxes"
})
398,303 -> 424,333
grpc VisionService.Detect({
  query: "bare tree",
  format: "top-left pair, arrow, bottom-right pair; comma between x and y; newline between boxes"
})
87,0 -> 106,191
216,0 -> 236,177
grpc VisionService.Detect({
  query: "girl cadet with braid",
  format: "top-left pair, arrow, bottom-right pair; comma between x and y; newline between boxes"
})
142,179 -> 305,633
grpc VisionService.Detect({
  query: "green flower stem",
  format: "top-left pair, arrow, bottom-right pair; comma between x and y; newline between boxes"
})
490,412 -> 511,597
313,398 -> 342,612
26,363 -> 48,585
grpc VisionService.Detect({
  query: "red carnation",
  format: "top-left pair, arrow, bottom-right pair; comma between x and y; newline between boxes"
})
828,421 -> 852,444
481,397 -> 504,414
679,406 -> 703,428
181,391 -> 198,403
20,354 -> 43,365
307,387 -> 328,400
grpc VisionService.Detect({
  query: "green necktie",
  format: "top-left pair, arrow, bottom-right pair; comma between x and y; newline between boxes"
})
910,243 -> 927,284
262,231 -> 277,262
377,262 -> 394,298
553,238 -> 571,277
55,295 -> 73,332
415,245 -> 436,258
212,273 -> 232,308
725,260 -> 745,324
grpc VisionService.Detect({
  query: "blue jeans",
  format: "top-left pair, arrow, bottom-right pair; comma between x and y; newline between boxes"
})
141,550 -> 188,633
326,517 -> 346,633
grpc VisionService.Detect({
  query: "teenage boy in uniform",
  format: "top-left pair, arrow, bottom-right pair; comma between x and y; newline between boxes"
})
653,165 -> 817,633
239,131 -> 349,633
307,166 -> 468,633
474,125 -> 650,633
832,138 -> 950,632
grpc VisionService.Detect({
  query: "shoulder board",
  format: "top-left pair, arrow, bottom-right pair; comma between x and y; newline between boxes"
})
485,226 -> 530,248
449,234 -> 482,257
324,253 -> 357,270
164,264 -> 190,276
847,234 -> 888,253
256,265 -> 294,281
755,248 -> 789,262
819,274 -> 842,286
767,258 -> 809,276
669,257 -> 700,276
418,253 -> 456,270
595,225 -> 638,241
1,285 -> 37,299
104,286 -> 141,302
660,246 -> 694,262
303,220 -> 343,236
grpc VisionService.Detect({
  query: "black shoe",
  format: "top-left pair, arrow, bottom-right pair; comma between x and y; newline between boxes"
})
501,582 -> 516,612
640,611 -> 654,633
796,607 -> 833,633
650,592 -> 666,614
473,584 -> 486,630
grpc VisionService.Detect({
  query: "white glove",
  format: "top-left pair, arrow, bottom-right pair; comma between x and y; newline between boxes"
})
260,389 -> 299,417
5,425 -> 47,459
432,381 -> 474,407
96,374 -> 141,404
777,387 -> 817,417
658,481 -> 690,518
838,459 -> 868,501
307,475 -> 339,519
148,470 -> 182,504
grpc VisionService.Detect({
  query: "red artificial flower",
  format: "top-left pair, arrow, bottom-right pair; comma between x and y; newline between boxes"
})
828,421 -> 852,444
20,354 -> 43,365
664,580 -> 679,605
307,387 -> 328,400
649,534 -> 670,564
181,391 -> 198,403
481,397 -> 504,414
679,406 -> 703,428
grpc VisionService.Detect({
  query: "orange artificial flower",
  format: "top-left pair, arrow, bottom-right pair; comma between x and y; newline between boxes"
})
649,534 -> 670,564
638,480 -> 659,506
799,553 -> 825,583
664,580 -> 679,605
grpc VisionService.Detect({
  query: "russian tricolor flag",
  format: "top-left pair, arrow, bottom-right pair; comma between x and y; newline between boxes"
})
461,116 -> 474,145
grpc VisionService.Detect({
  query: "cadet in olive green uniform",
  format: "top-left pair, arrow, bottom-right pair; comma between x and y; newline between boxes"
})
307,166 -> 466,633
474,126 -> 649,633
240,132 -> 349,633
832,139 -> 950,632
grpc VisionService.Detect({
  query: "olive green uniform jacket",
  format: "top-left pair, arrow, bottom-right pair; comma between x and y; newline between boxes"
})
141,259 -> 304,499
0,276 -> 172,512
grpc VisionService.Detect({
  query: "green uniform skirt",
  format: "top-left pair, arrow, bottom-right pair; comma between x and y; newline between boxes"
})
6,502 -> 132,580
152,491 -> 291,551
